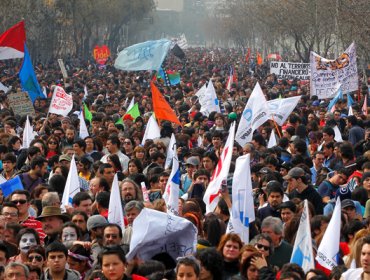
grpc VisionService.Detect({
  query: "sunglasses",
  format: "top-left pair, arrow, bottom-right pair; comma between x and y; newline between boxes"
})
49,142 -> 58,144
11,199 -> 27,205
256,243 -> 270,251
124,142 -> 132,145
28,255 -> 43,262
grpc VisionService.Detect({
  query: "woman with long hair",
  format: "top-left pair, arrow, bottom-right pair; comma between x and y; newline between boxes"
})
46,135 -> 60,159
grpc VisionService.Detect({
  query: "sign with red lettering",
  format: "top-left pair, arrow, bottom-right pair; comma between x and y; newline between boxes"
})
93,45 -> 111,65
48,86 -> 73,116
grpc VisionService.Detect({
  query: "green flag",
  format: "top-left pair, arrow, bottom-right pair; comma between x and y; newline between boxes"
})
115,117 -> 123,125
126,103 -> 140,119
83,103 -> 92,122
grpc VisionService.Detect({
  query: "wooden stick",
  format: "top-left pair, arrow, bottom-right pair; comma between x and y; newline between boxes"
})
271,114 -> 282,138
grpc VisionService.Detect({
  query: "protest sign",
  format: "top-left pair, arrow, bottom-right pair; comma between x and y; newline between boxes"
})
0,176 -> 24,197
310,42 -> 358,99
7,91 -> 35,116
48,86 -> 73,117
57,59 -> 68,79
93,45 -> 111,65
270,61 -> 310,80
126,208 -> 197,261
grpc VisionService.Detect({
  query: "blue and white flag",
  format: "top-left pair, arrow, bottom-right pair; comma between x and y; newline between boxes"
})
327,84 -> 343,111
291,200 -> 315,273
227,154 -> 255,243
163,144 -> 181,215
108,173 -> 125,229
61,155 -> 80,212
114,39 -> 172,71
347,94 -> 354,107
19,44 -> 45,103
316,197 -> 341,270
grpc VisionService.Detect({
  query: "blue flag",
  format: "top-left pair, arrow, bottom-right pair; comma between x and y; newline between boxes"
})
114,39 -> 171,71
19,43 -> 45,103
0,176 -> 24,197
347,94 -> 354,107
327,87 -> 343,111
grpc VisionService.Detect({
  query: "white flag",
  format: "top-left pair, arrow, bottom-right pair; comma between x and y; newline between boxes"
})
267,129 -> 277,148
127,208 -> 197,261
316,198 -> 341,270
196,81 -> 220,116
165,133 -> 176,169
235,82 -> 270,147
108,174 -> 125,229
78,111 -> 89,139
48,86 -> 73,117
291,200 -> 315,273
61,155 -> 81,212
227,154 -> 255,243
141,114 -> 161,145
203,122 -> 236,213
348,106 -> 353,116
22,116 -> 36,149
127,97 -> 135,111
83,85 -> 88,100
267,96 -> 301,126
163,144 -> 180,215
0,82 -> 10,93
333,126 -> 343,142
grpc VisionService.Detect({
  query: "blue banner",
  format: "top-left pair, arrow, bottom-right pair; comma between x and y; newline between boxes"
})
0,176 -> 24,197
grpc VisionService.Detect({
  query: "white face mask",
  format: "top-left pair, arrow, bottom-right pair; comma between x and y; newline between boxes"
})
19,233 -> 37,254
62,227 -> 78,242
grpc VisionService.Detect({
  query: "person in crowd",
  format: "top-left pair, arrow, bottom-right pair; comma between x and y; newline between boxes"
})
217,233 -> 242,279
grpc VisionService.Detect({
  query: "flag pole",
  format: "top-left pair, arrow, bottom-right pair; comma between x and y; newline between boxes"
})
271,114 -> 282,138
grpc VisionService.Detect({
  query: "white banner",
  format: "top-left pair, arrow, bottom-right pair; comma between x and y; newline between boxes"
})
203,122 -> 236,213
310,42 -> 358,99
108,174 -> 125,229
227,154 -> 255,243
49,86 -> 73,117
267,96 -> 301,126
235,82 -> 270,147
270,61 -> 310,80
127,208 -> 197,261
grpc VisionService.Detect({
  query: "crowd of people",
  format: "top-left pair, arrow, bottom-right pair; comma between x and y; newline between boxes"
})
0,47 -> 369,280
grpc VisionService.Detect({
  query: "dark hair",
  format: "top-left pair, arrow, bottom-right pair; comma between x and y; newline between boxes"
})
98,163 -> 113,175
73,139 -> 86,151
107,154 -> 123,171
104,223 -> 123,239
68,244 -> 91,261
107,135 -> 120,147
62,222 -> 82,240
240,251 -> 263,278
30,156 -> 47,170
340,143 -> 354,160
2,152 -> 16,163
1,202 -> 19,214
176,257 -> 200,277
0,242 -> 9,259
96,191 -> 110,209
10,190 -> 31,201
72,192 -> 92,206
99,246 -> 126,265
27,245 -> 46,260
203,213 -> 226,247
280,263 -> 305,279
71,211 -> 89,223
45,242 -> 68,258
128,158 -> 144,174
16,228 -> 41,247
266,181 -> 284,196
136,260 -> 166,280
196,248 -> 224,280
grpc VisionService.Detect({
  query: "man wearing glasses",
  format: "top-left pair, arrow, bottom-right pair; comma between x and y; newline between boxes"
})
9,190 -> 46,242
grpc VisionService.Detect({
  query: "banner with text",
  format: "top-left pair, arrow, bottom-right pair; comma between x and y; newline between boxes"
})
49,86 -> 73,117
270,61 -> 310,80
310,42 -> 358,99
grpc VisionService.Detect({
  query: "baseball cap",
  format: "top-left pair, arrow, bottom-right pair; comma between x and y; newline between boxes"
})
283,167 -> 306,180
59,154 -> 72,162
341,199 -> 355,209
87,215 -> 108,231
185,156 -> 200,166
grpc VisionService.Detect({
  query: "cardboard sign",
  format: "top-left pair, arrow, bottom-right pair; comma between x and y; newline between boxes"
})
7,91 -> 35,116
93,45 -> 110,65
270,61 -> 311,80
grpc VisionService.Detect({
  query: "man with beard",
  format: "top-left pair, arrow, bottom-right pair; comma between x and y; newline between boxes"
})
87,215 -> 108,264
257,181 -> 284,222
60,125 -> 77,151
120,178 -> 143,213
103,224 -> 122,247
18,156 -> 47,193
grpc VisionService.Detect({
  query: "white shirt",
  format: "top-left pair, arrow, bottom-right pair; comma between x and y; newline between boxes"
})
101,151 -> 129,172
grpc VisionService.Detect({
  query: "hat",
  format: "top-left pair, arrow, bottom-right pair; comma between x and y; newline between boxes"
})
228,112 -> 237,120
341,199 -> 355,209
87,215 -> 108,231
185,156 -> 200,166
283,167 -> 306,180
123,114 -> 134,121
281,162 -> 293,170
312,100 -> 320,106
36,206 -> 70,222
59,154 -> 72,162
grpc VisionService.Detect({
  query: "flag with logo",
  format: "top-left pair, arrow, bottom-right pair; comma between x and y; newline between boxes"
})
203,122 -> 236,213
163,143 -> 181,215
235,82 -> 270,147
291,200 -> 315,273
227,154 -> 255,243
19,44 -> 45,103
196,81 -> 220,117
108,173 -> 125,229
158,67 -> 181,86
61,155 -> 80,212
115,39 -> 172,71
316,198 -> 341,270
126,103 -> 141,120
0,21 -> 26,60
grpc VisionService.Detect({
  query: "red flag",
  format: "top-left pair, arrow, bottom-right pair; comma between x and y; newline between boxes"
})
151,82 -> 181,125
0,21 -> 26,60
362,94 -> 368,116
245,48 -> 251,63
257,52 -> 263,65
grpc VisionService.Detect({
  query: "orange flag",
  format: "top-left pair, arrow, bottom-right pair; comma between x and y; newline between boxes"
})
151,82 -> 181,125
257,52 -> 263,65
245,48 -> 251,63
